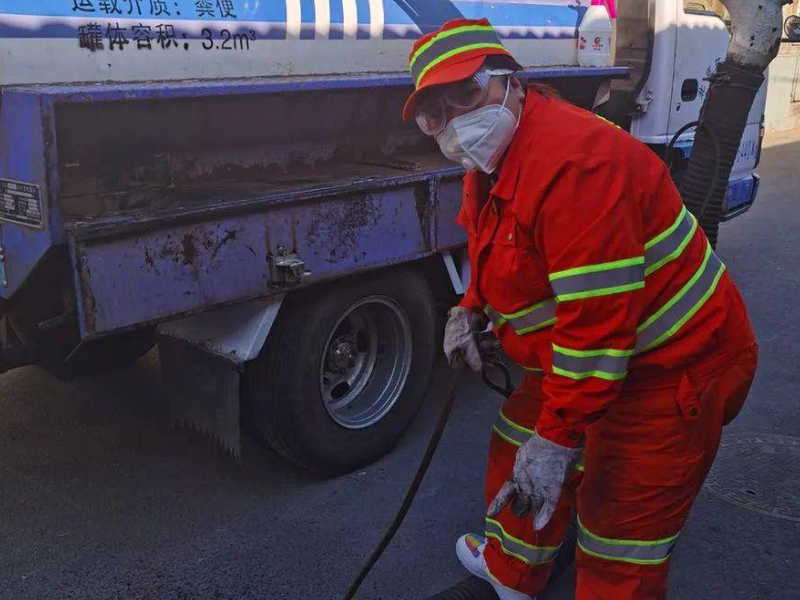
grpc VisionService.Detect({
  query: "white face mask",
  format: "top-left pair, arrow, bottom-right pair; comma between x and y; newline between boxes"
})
435,78 -> 520,174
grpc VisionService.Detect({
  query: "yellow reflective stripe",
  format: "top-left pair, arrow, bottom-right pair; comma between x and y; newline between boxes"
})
645,206 -> 688,250
552,344 -> 632,381
499,410 -> 533,435
485,300 -> 557,335
492,411 -> 533,447
409,24 -> 496,70
578,542 -> 670,566
552,365 -> 628,381
550,257 -> 645,303
552,344 -> 634,358
492,426 -> 522,447
645,211 -> 698,277
636,242 -> 725,353
416,43 -> 506,85
577,517 -> 679,566
485,518 -> 560,565
549,256 -> 645,282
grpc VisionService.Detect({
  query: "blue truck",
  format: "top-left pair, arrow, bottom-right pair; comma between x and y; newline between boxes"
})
0,0 -> 765,473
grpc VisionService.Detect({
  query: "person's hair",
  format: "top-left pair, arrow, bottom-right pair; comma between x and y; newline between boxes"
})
528,82 -> 560,98
482,56 -> 561,99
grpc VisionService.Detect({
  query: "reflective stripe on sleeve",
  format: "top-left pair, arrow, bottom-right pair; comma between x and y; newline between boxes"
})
549,257 -> 645,302
484,299 -> 557,335
551,344 -> 633,381
644,207 -> 698,276
492,410 -> 533,447
577,518 -> 679,566
636,242 -> 725,354
485,517 -> 561,565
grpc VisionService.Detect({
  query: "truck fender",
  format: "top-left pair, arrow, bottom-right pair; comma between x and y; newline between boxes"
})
157,295 -> 285,366
440,250 -> 471,296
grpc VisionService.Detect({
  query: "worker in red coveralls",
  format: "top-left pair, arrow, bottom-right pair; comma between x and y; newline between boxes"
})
402,18 -> 758,600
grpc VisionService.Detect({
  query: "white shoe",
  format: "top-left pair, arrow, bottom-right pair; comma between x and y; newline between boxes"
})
455,533 -> 536,600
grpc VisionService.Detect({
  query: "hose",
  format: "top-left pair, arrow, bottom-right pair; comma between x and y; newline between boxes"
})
344,356 -> 514,599
344,357 -> 466,600
664,120 -> 722,221
678,60 -> 766,246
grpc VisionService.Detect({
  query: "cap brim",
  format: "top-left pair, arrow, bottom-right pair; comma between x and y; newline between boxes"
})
402,53 -> 491,122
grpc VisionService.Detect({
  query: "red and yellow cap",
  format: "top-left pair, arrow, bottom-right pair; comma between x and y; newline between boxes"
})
402,18 -> 522,121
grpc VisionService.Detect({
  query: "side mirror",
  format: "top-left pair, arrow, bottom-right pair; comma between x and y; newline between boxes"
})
785,15 -> 800,42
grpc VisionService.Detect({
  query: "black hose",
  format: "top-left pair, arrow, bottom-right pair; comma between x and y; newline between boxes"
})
343,359 -> 465,600
481,360 -> 514,400
678,60 -> 766,246
664,120 -> 722,221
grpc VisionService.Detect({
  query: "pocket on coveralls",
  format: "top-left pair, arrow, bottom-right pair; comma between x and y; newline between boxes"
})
719,343 -> 759,425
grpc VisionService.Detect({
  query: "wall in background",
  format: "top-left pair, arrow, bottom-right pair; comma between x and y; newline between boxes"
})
765,2 -> 800,133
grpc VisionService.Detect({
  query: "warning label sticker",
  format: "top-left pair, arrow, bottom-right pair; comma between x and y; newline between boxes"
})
0,179 -> 44,228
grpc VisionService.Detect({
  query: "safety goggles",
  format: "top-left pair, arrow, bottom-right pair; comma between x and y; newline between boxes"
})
414,68 -> 514,137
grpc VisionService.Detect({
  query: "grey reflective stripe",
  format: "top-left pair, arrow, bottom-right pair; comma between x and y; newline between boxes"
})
549,259 -> 645,302
492,410 -> 533,447
551,345 -> 632,381
484,299 -> 557,335
645,207 -> 697,276
577,519 -> 679,565
636,243 -> 725,353
410,29 -> 503,84
485,518 -> 560,565
484,305 -> 506,328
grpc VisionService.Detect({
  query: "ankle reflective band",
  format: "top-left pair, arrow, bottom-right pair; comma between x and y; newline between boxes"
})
485,518 -> 561,565
409,25 -> 505,85
551,344 -> 633,381
577,518 -> 679,565
492,410 -> 533,447
645,207 -> 698,276
636,242 -> 725,353
549,256 -> 645,302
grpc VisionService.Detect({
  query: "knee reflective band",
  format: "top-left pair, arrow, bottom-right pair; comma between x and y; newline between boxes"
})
636,242 -> 725,353
551,344 -> 633,381
409,24 -> 505,85
492,410 -> 533,447
485,518 -> 561,565
548,257 -> 645,302
577,518 -> 679,566
645,207 -> 698,276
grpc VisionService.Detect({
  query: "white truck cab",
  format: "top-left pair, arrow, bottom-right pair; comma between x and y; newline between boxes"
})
625,0 -> 766,218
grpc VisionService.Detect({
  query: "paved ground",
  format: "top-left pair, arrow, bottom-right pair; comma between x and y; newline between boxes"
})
1,132 -> 798,600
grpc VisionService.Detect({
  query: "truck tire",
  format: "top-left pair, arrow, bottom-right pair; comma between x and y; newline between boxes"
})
243,267 -> 437,474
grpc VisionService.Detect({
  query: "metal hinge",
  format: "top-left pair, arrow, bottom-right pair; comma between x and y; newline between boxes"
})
269,245 -> 311,287
635,89 -> 655,114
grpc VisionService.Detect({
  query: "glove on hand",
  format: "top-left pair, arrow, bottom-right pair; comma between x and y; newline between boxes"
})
487,432 -> 582,530
443,306 -> 487,372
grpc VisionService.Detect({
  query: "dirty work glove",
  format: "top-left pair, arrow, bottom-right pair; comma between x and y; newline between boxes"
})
443,306 -> 487,372
487,432 -> 582,531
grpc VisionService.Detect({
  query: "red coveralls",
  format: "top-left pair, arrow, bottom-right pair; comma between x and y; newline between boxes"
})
458,91 -> 758,599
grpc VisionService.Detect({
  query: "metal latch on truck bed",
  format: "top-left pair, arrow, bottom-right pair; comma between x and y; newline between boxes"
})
269,245 -> 311,287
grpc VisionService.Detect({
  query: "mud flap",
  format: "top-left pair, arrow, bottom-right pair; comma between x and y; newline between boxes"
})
159,337 -> 241,460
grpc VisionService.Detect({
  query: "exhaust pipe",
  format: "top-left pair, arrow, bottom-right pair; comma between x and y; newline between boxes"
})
679,0 -> 787,246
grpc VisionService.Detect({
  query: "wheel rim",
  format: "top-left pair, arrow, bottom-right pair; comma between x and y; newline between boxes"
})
320,296 -> 413,430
